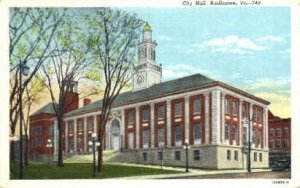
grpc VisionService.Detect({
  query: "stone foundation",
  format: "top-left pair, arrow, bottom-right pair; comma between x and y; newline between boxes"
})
108,145 -> 269,169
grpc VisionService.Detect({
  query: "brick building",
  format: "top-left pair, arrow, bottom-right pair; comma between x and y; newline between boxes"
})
268,111 -> 291,168
30,23 -> 270,169
29,82 -> 79,160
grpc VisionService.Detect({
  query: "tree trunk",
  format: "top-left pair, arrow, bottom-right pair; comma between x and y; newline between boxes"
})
98,142 -> 104,174
97,121 -> 105,174
24,134 -> 29,166
57,115 -> 64,167
10,140 -> 15,160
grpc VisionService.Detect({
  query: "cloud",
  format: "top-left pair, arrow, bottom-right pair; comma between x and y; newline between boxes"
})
191,35 -> 267,55
254,92 -> 290,118
162,63 -> 219,81
257,35 -> 284,43
241,77 -> 290,118
157,35 -> 172,41
244,77 -> 290,91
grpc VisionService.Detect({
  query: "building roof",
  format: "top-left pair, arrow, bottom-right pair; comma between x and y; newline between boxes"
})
64,73 -> 270,118
144,22 -> 152,31
32,102 -> 56,115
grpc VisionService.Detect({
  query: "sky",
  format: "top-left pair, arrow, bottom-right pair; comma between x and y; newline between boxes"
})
125,7 -> 290,118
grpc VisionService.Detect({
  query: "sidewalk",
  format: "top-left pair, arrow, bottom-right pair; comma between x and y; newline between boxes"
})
108,162 -> 272,179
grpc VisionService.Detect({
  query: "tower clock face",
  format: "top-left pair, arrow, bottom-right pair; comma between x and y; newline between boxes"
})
136,74 -> 144,85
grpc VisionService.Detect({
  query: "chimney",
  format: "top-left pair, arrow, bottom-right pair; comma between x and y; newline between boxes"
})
83,98 -> 91,106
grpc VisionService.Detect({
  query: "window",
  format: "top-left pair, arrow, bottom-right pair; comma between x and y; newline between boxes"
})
193,98 -> 201,114
194,123 -> 202,144
242,104 -> 249,118
276,128 -> 282,137
269,129 -> 274,137
232,125 -> 237,141
175,151 -> 181,160
227,150 -> 231,160
142,108 -> 150,122
158,105 -> 165,119
78,120 -> 83,131
143,129 -> 150,148
232,99 -> 238,115
284,128 -> 289,137
225,97 -> 231,114
175,102 -> 182,116
68,121 -> 74,134
175,125 -> 182,144
88,117 -> 94,131
283,140 -> 289,148
158,128 -> 165,145
128,132 -> 134,149
254,152 -> 257,162
194,150 -> 200,160
276,140 -> 281,149
243,127 -> 247,143
259,153 -> 262,162
252,130 -> 256,144
260,131 -> 263,146
48,126 -> 54,136
143,152 -> 147,161
69,139 -> 74,152
269,140 -> 274,149
234,150 -> 238,161
225,124 -> 229,140
158,152 -> 162,160
257,109 -> 262,122
128,111 -> 134,124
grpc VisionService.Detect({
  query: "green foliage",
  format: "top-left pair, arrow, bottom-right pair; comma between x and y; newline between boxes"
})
10,162 -> 180,179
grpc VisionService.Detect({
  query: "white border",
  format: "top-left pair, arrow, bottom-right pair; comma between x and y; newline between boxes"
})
0,0 -> 299,187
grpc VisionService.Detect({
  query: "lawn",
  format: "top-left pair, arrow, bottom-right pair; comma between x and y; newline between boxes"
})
10,162 -> 181,179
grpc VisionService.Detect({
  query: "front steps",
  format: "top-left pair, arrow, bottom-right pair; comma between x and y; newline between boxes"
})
64,150 -> 120,163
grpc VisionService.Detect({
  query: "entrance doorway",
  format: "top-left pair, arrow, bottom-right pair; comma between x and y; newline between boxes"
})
110,119 -> 120,151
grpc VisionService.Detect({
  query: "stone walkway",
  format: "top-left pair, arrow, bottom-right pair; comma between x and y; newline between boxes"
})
107,162 -> 272,179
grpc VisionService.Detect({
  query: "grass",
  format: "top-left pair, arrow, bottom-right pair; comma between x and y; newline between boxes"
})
10,161 -> 181,179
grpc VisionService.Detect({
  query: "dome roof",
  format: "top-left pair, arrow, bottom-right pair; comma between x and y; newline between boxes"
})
144,22 -> 152,31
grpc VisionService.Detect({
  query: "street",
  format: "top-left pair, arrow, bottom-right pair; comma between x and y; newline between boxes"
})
161,171 -> 291,179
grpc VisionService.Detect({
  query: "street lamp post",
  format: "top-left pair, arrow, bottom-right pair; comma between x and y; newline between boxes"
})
19,60 -> 29,179
244,117 -> 253,173
89,133 -> 100,176
46,139 -> 53,163
183,139 -> 190,173
159,143 -> 165,170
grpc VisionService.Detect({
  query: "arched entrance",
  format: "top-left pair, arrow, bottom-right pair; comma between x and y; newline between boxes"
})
110,119 -> 120,150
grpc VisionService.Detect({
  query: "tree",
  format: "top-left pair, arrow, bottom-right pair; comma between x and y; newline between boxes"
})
22,76 -> 46,165
40,9 -> 96,167
9,8 -> 65,138
85,8 -> 143,173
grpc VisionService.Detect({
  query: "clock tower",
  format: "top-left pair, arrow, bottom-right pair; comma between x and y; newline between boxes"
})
133,23 -> 162,91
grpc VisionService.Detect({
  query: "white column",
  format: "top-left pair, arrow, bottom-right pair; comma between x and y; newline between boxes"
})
83,116 -> 87,152
107,120 -> 111,150
239,99 -> 243,146
249,104 -> 254,148
53,120 -> 58,155
135,106 -> 140,149
150,103 -> 155,148
184,96 -> 190,143
74,119 -> 77,153
167,100 -> 171,146
65,121 -> 69,153
93,115 -> 97,134
212,90 -> 220,144
221,92 -> 225,144
264,107 -> 268,149
204,93 -> 210,144
121,110 -> 125,149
